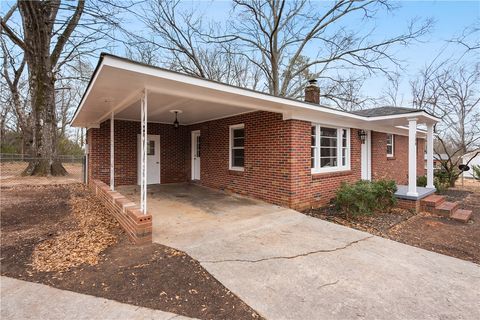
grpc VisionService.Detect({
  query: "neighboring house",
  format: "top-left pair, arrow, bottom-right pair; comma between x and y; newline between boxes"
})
424,153 -> 449,171
72,54 -> 439,216
462,152 -> 480,179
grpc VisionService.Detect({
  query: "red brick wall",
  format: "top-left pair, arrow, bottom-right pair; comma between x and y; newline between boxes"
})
371,132 -> 425,184
87,120 -> 187,186
288,127 -> 362,210
184,112 -> 362,210
87,113 -> 426,211
185,112 -> 295,207
89,179 -> 152,244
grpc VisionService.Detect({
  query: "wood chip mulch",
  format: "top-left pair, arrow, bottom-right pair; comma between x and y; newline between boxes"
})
31,185 -> 119,272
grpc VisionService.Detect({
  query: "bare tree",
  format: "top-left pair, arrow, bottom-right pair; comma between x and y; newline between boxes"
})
381,72 -> 404,106
411,62 -> 480,186
219,0 -> 432,101
0,37 -> 33,154
129,0 -> 262,89
1,1 -> 127,175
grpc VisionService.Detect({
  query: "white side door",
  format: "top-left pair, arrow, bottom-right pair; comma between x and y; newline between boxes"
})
191,130 -> 201,180
137,134 -> 160,185
360,130 -> 372,180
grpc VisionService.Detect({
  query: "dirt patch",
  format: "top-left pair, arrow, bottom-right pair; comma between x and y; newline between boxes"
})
1,184 -> 262,319
305,190 -> 480,264
305,205 -> 416,237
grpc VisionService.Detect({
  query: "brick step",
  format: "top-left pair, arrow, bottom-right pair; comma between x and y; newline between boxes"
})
420,194 -> 446,213
435,201 -> 460,217
450,209 -> 473,223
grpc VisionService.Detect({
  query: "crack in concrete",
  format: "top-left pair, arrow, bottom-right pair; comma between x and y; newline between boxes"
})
200,235 -> 373,264
317,280 -> 339,289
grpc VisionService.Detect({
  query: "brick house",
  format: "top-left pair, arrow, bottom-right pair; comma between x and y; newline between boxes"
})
72,54 -> 440,241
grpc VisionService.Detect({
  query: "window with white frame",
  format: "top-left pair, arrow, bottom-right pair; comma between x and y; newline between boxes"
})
229,124 -> 245,170
386,134 -> 394,157
311,125 -> 350,173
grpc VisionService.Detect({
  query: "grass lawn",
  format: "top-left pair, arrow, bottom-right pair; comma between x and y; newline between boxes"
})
0,184 -> 262,320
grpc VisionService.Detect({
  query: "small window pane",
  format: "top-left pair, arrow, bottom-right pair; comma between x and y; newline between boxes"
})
320,127 -> 337,137
233,137 -> 244,147
320,147 -> 337,157
387,145 -> 393,155
147,140 -> 155,155
320,137 -> 337,147
232,149 -> 244,167
196,136 -> 201,157
233,128 -> 244,138
321,157 -> 337,167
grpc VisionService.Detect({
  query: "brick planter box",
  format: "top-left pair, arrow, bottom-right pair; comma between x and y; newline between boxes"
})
88,179 -> 152,244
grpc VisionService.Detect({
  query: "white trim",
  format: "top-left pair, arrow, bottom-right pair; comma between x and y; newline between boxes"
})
361,130 -> 372,180
386,133 -> 394,158
311,124 -> 351,174
191,130 -> 201,180
110,112 -> 114,191
71,64 -> 104,124
407,118 -> 418,197
426,124 -> 435,189
229,124 -> 245,171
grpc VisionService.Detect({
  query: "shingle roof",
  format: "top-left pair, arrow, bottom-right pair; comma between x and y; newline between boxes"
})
352,106 -> 421,117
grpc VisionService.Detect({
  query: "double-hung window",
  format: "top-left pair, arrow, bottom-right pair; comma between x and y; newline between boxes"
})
229,124 -> 245,171
311,124 -> 350,173
386,134 -> 394,157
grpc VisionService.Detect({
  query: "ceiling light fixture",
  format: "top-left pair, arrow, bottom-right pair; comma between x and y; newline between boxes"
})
170,110 -> 183,129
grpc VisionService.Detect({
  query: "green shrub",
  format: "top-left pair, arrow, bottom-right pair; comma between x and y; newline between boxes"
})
334,179 -> 397,218
417,175 -> 427,187
434,171 -> 450,193
472,165 -> 480,181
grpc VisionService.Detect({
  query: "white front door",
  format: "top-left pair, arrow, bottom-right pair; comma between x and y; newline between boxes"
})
361,130 -> 372,180
137,134 -> 160,185
191,130 -> 201,180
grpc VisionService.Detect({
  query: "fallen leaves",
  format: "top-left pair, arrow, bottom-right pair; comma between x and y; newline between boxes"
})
31,185 -> 119,272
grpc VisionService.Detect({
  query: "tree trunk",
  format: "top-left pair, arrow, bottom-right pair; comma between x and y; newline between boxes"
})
19,1 -> 66,176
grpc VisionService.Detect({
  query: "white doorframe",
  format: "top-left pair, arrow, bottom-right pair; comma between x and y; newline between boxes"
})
191,130 -> 201,180
361,130 -> 372,180
137,134 -> 161,185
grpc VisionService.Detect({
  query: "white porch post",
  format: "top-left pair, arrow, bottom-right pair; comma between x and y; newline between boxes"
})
426,124 -> 435,189
110,112 -> 114,191
407,118 -> 418,196
140,90 -> 148,214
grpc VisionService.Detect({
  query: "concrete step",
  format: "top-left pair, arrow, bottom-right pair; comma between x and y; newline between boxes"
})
435,201 -> 460,217
450,209 -> 473,223
421,195 -> 446,212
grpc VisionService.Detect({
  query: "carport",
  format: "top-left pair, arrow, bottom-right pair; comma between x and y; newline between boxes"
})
72,53 -> 439,219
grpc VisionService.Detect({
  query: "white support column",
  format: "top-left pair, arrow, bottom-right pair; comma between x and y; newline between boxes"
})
426,124 -> 435,189
110,112 -> 114,191
407,118 -> 418,197
140,90 -> 148,214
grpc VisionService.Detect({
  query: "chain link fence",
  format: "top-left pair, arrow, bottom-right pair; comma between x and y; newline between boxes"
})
0,153 -> 85,185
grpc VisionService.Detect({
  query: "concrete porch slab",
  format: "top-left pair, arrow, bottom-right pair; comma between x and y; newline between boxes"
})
395,185 -> 436,200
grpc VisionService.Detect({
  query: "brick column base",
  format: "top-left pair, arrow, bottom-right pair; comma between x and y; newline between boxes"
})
396,198 -> 421,213
88,180 -> 152,245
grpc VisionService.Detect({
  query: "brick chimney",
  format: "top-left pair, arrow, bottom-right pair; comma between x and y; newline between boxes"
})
305,79 -> 320,104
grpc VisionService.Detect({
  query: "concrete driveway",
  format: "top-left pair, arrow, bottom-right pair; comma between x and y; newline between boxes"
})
120,183 -> 480,320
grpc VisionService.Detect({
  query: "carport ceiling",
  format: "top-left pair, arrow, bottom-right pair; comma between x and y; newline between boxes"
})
115,91 -> 252,125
